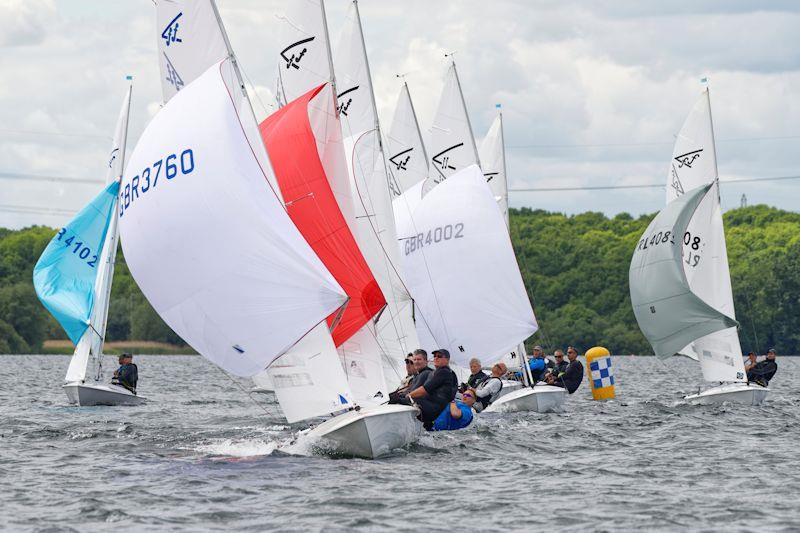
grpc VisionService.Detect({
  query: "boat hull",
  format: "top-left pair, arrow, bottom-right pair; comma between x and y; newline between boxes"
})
482,385 -> 567,414
63,383 -> 146,406
685,382 -> 769,406
306,404 -> 422,459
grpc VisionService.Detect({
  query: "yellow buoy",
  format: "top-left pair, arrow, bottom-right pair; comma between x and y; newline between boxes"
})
585,346 -> 615,400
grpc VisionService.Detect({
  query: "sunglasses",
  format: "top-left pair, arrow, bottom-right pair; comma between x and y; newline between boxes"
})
463,393 -> 474,399
405,360 -> 413,364
433,354 -> 448,359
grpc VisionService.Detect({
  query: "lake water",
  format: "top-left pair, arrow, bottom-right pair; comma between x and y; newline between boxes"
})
1,354 -> 797,531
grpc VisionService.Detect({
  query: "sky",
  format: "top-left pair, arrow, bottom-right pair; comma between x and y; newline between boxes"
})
1,0 -> 798,229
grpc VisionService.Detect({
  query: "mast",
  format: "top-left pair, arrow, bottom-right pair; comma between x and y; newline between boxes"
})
704,86 -> 722,203
353,0 -> 380,142
450,59 -> 481,167
319,0 -> 340,115
405,82 -> 429,164
91,79 -> 133,379
498,108 -> 510,227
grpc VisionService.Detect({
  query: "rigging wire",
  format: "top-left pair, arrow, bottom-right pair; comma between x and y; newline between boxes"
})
508,174 -> 800,193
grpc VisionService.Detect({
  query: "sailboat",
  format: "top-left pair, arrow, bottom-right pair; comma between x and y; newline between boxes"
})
629,87 -> 768,406
148,0 -> 421,457
33,83 -> 141,406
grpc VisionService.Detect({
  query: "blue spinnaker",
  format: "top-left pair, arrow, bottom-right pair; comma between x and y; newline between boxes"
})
33,181 -> 120,345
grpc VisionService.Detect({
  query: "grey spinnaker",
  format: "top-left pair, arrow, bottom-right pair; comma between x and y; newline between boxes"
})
629,183 -> 738,358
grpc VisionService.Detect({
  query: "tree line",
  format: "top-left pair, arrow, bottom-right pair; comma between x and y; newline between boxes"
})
1,204 -> 798,355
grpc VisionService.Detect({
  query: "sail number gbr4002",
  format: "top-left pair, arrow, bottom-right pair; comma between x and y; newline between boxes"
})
635,230 -> 705,268
404,223 -> 464,256
118,149 -> 195,217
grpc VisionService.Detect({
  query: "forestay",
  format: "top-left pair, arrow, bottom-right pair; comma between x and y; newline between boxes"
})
629,183 -> 739,361
119,60 -> 347,377
334,1 -> 420,372
385,83 -> 429,197
479,113 -> 509,224
394,165 -> 537,367
665,89 -> 745,383
426,62 -> 480,188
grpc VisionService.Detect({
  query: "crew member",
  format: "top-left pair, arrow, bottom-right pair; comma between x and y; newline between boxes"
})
549,349 -> 568,377
112,353 -> 138,394
460,357 -> 488,392
745,349 -> 778,387
431,396 -> 474,431
389,356 -> 417,403
474,363 -> 505,412
528,345 -> 551,383
546,346 -> 583,394
389,349 -> 432,404
408,349 -> 458,429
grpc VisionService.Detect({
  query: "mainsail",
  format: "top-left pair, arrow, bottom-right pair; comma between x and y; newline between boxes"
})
479,112 -> 509,225
333,0 -> 420,390
664,89 -> 746,383
394,165 -> 537,367
385,82 -> 429,197
629,183 -> 740,367
118,59 -> 348,378
427,61 -> 480,188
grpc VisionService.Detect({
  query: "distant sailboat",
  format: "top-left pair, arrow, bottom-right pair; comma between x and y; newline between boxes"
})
33,83 -> 142,406
629,87 -> 768,406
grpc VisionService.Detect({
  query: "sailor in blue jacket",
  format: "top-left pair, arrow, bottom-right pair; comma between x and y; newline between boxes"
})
431,393 -> 475,431
528,345 -> 552,382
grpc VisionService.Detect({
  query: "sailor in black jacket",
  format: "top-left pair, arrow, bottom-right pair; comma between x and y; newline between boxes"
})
546,346 -> 583,394
408,349 -> 458,429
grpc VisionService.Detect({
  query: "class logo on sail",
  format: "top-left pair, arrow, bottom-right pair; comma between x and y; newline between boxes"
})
108,148 -> 119,169
163,53 -> 184,91
432,143 -> 463,175
670,165 -> 685,196
337,86 -> 358,116
161,13 -> 183,47
674,148 -> 703,169
389,147 -> 413,171
281,37 -> 315,70
483,171 -> 499,182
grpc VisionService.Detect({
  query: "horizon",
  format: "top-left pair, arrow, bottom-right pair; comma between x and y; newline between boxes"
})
1,0 -> 799,229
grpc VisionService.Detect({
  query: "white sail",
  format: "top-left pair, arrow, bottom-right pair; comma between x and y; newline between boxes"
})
65,86 -> 132,384
666,89 -> 745,383
479,113 -> 509,224
334,1 -> 420,371
275,0 -> 333,107
119,59 -> 347,377
156,0 -> 229,103
394,164 -> 537,367
386,83 -> 429,197
427,62 -> 480,188
337,322 -> 388,406
268,321 -> 354,423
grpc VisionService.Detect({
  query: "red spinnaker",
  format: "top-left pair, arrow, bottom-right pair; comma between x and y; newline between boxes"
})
260,84 -> 385,346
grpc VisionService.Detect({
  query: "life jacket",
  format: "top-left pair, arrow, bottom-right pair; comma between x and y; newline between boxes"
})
476,377 -> 503,410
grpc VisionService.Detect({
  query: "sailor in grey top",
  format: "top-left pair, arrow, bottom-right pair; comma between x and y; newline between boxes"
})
473,364 -> 505,412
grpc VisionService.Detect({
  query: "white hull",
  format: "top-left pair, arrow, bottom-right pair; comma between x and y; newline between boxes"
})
63,383 -> 146,406
685,382 -> 769,406
482,385 -> 567,414
306,404 -> 422,459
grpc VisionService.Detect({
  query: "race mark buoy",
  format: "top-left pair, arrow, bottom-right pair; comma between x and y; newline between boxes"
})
586,346 -> 615,400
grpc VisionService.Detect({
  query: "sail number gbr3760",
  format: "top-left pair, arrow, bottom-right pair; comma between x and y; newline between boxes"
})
404,223 -> 464,255
118,149 -> 195,217
635,230 -> 705,268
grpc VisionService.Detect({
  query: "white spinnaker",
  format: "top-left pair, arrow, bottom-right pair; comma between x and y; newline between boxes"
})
156,0 -> 228,103
667,89 -> 745,383
386,83 -> 429,197
479,113 -> 508,224
119,60 -> 347,377
334,1 -> 420,372
427,62 -> 480,188
275,0 -> 333,107
394,165 -> 537,367
65,86 -> 132,384
268,322 -> 354,423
